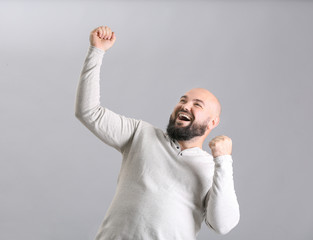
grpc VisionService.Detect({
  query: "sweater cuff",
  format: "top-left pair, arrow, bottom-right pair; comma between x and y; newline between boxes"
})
89,45 -> 106,55
213,155 -> 233,164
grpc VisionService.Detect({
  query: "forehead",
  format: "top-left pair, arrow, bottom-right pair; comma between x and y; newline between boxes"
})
179,88 -> 221,118
181,89 -> 212,103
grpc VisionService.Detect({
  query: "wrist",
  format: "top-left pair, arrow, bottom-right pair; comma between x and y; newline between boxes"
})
90,44 -> 106,52
212,151 -> 231,158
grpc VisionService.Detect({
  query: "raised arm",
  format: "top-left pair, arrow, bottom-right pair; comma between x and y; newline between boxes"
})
75,26 -> 140,153
75,26 -> 115,117
204,136 -> 240,234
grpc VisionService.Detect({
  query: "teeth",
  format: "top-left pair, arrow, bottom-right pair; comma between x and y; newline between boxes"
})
178,113 -> 191,120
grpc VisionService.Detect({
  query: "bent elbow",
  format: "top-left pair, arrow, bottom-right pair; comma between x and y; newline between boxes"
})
206,211 -> 240,235
213,221 -> 239,235
214,223 -> 236,235
75,110 -> 83,119
74,109 -> 90,125
74,105 -> 104,125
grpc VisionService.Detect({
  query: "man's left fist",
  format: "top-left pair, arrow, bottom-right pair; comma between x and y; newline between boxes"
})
209,135 -> 232,158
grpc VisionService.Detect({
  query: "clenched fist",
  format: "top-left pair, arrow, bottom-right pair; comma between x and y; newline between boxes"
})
90,25 -> 116,52
209,135 -> 232,158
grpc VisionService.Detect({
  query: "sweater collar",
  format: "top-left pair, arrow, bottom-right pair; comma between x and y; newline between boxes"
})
163,132 -> 211,157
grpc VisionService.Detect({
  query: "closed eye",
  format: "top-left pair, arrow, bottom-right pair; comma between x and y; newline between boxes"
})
194,103 -> 203,108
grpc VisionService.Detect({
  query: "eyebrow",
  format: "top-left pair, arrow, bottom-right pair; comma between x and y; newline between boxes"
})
180,95 -> 205,106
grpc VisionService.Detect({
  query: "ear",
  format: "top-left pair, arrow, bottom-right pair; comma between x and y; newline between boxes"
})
207,116 -> 220,130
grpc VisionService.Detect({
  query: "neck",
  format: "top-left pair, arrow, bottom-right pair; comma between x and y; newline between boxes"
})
177,137 -> 203,151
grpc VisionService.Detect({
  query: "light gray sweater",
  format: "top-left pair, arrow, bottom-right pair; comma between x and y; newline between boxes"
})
75,46 -> 240,240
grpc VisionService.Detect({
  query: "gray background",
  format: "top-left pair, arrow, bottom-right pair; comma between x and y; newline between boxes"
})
1,1 -> 313,240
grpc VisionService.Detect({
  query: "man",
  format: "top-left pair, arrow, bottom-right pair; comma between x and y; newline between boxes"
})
75,25 -> 240,240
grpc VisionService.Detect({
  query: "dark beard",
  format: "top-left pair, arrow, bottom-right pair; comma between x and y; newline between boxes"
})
166,115 -> 207,141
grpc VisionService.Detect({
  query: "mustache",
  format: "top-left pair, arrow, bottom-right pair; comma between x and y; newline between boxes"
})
175,109 -> 194,120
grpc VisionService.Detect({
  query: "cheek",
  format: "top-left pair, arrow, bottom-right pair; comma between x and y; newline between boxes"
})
171,105 -> 181,117
193,110 -> 208,122
203,111 -> 211,122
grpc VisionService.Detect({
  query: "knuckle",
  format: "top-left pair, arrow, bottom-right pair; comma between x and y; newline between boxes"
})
215,142 -> 221,147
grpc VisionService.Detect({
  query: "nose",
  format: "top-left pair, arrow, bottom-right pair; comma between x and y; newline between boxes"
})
181,101 -> 192,112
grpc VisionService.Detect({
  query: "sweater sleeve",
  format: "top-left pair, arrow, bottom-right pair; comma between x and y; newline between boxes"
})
204,155 -> 240,235
75,46 -> 140,153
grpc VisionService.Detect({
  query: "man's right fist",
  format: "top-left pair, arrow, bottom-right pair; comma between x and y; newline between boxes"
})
89,26 -> 116,52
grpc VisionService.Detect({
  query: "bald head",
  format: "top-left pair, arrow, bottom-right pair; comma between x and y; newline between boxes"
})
184,88 -> 221,120
167,87 -> 221,143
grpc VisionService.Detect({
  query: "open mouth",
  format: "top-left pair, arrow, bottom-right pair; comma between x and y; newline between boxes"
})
177,112 -> 192,122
